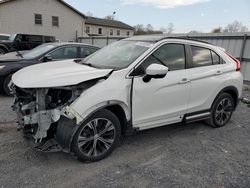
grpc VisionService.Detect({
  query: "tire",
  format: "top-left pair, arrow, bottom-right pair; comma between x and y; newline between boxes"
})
0,48 -> 6,55
206,93 -> 234,128
3,74 -> 13,96
72,109 -> 121,162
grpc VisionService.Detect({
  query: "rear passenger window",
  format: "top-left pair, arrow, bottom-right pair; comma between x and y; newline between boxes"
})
31,35 -> 42,43
211,51 -> 220,65
191,46 -> 212,67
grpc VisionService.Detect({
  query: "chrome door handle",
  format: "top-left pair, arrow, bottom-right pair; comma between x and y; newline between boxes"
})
215,70 -> 222,75
179,78 -> 190,84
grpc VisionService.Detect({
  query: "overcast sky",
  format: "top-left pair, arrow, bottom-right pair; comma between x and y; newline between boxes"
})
65,0 -> 250,33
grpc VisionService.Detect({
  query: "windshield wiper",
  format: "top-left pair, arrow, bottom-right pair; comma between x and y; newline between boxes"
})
15,50 -> 23,58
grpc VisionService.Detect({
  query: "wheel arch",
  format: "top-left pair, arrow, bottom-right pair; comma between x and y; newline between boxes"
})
0,44 -> 9,53
212,86 -> 239,110
56,101 -> 131,152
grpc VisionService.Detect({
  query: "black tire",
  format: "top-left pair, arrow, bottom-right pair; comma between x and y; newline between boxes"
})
3,74 -> 13,96
206,93 -> 234,128
72,109 -> 121,162
0,48 -> 6,55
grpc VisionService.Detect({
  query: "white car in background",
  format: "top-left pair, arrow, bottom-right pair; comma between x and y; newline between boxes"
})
12,36 -> 243,162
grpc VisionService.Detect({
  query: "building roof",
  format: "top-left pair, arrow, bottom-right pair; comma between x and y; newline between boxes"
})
86,17 -> 134,30
0,0 -> 87,18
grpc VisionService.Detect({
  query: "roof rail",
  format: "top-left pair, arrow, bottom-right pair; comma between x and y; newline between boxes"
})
157,36 -> 211,44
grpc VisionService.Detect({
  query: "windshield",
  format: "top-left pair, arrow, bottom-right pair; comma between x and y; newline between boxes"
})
23,44 -> 56,59
9,34 -> 16,41
83,40 -> 153,70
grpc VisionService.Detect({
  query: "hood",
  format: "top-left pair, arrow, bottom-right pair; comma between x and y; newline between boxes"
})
12,60 -> 113,88
0,51 -> 24,62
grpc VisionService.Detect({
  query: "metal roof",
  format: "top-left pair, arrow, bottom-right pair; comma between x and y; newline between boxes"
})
86,17 -> 134,30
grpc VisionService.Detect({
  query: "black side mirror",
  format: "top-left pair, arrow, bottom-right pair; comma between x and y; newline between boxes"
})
42,55 -> 52,62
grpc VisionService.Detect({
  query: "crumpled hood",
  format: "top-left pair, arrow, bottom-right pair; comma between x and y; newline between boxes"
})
12,60 -> 113,88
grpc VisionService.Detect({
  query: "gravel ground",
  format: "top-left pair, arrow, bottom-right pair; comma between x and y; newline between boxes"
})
0,91 -> 249,188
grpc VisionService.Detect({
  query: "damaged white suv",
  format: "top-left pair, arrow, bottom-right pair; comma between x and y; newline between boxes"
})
12,36 -> 243,162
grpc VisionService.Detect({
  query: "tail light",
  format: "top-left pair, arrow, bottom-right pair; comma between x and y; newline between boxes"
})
225,52 -> 241,72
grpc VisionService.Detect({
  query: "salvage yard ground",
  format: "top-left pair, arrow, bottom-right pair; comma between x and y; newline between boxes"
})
0,89 -> 250,188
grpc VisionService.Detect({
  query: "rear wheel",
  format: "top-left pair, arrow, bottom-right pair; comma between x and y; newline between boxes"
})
206,93 -> 234,128
3,74 -> 13,96
72,109 -> 121,162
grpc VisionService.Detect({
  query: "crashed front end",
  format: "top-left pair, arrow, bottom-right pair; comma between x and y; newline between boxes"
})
12,85 -> 83,151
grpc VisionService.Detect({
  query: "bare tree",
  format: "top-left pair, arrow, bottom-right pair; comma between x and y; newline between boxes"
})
188,30 -> 202,34
86,12 -> 93,17
146,24 -> 154,32
104,15 -> 113,20
160,23 -> 174,35
224,21 -> 249,32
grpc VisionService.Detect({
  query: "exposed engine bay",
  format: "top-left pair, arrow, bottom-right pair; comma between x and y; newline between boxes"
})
12,80 -> 99,145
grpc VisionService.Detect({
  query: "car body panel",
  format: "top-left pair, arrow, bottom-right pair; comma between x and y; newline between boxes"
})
12,60 -> 112,88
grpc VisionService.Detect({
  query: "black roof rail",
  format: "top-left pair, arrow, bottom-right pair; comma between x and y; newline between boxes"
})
156,36 -> 211,44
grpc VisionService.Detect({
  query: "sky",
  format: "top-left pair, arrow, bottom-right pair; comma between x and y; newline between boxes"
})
65,0 -> 250,33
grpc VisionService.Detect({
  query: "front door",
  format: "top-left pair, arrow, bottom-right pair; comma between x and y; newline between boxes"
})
132,43 -> 190,130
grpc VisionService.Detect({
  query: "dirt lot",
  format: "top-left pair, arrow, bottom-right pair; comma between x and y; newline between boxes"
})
0,91 -> 250,188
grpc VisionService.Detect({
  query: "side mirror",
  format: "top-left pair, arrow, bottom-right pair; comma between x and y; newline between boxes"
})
42,55 -> 52,62
143,64 -> 168,82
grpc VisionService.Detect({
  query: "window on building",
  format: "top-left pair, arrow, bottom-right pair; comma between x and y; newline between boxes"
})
127,31 -> 130,36
86,26 -> 90,34
191,46 -> 213,67
98,28 -> 102,35
117,30 -> 120,36
52,16 -> 59,27
110,29 -> 113,36
34,14 -> 42,25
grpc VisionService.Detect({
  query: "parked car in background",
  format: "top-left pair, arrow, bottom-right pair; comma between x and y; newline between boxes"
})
0,33 -> 10,41
12,36 -> 243,162
0,42 -> 100,95
0,34 -> 55,55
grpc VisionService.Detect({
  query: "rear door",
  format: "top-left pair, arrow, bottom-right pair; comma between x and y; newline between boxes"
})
185,45 -> 226,114
132,43 -> 190,129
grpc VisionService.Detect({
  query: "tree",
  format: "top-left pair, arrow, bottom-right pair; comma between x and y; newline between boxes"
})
146,24 -> 154,32
86,12 -> 93,17
160,23 -> 174,35
211,27 -> 222,33
104,15 -> 113,20
224,21 -> 249,33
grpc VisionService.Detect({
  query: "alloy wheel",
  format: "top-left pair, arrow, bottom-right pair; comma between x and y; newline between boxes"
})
215,98 -> 233,126
77,118 -> 116,157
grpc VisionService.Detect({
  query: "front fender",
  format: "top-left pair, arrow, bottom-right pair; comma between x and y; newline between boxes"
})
64,100 -> 131,125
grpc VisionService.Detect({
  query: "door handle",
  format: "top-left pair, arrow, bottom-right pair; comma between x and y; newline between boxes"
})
179,78 -> 190,84
215,70 -> 223,75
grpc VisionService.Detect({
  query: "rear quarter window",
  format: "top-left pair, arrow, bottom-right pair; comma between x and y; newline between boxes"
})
191,46 -> 212,67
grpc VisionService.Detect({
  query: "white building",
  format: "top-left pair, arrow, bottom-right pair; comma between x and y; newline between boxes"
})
0,0 -> 134,41
0,0 -> 89,41
85,17 -> 134,37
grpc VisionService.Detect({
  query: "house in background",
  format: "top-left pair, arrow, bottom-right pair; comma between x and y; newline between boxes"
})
0,0 -> 89,41
85,17 -> 134,37
0,0 -> 134,42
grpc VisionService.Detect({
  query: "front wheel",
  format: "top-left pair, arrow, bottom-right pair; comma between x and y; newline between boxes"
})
206,93 -> 234,128
72,109 -> 121,162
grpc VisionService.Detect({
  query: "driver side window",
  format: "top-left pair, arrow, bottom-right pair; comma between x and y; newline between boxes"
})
48,47 -> 77,60
134,44 -> 186,76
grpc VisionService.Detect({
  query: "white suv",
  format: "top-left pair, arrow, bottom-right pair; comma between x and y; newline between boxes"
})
12,36 -> 243,162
